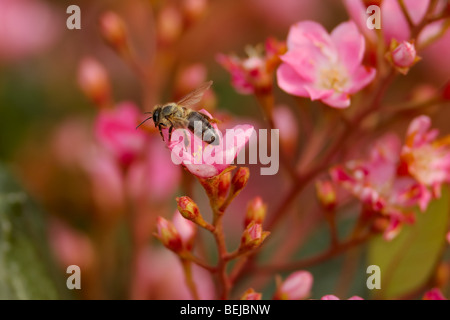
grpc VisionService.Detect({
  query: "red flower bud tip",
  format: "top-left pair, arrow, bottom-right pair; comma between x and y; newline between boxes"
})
99,11 -> 128,52
154,216 -> 183,252
172,210 -> 196,251
157,5 -> 182,46
176,196 -> 201,220
244,196 -> 267,227
274,271 -> 313,300
182,0 -> 207,24
315,180 -> 337,211
386,40 -> 420,75
240,221 -> 269,251
423,288 -> 446,300
240,288 -> 262,300
217,171 -> 232,201
176,196 -> 212,230
231,167 -> 250,194
77,57 -> 111,107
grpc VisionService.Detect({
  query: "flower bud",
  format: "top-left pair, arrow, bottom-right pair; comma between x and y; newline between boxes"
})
172,210 -> 196,251
315,180 -> 337,211
217,171 -> 232,202
182,0 -> 207,25
176,196 -> 211,230
157,5 -> 182,46
273,271 -> 313,300
99,11 -> 128,52
77,57 -> 111,107
423,288 -> 446,300
386,40 -> 420,75
231,167 -> 250,195
244,196 -> 267,227
240,288 -> 262,300
154,216 -> 183,252
321,295 -> 340,300
240,221 -> 269,252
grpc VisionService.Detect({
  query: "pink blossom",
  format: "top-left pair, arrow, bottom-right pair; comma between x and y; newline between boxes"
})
331,134 -> 428,240
423,288 -> 447,300
166,110 -> 254,178
126,136 -> 181,201
277,20 -> 376,108
274,271 -> 313,300
0,0 -> 60,62
217,38 -> 285,94
95,102 -> 148,167
391,41 -> 417,68
401,115 -> 450,194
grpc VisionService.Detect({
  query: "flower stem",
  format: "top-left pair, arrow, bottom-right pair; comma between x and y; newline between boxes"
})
181,259 -> 200,300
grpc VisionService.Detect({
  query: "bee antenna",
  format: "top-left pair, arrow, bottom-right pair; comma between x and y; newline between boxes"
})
136,114 -> 153,129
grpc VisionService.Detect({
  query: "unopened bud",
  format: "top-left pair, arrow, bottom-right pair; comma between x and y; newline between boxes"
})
244,196 -> 267,227
217,171 -> 231,202
231,167 -> 250,195
315,180 -> 337,211
154,216 -> 183,252
386,40 -> 420,75
157,5 -> 183,46
240,288 -> 262,300
77,57 -> 111,107
176,196 -> 211,230
182,0 -> 208,25
99,11 -> 128,52
240,221 -> 269,252
273,271 -> 313,300
172,210 -> 196,251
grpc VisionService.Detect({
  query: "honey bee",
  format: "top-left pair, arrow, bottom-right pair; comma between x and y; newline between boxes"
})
136,80 -> 220,145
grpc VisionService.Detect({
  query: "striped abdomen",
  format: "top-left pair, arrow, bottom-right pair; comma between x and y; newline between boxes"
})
187,112 -> 219,145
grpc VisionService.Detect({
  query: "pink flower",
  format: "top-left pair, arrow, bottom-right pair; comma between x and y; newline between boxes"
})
423,288 -> 447,300
274,271 -> 313,300
0,0 -> 60,62
95,102 -> 147,167
277,20 -> 376,108
401,115 -> 450,195
126,136 -> 181,201
331,134 -> 427,240
166,110 -> 254,178
217,38 -> 286,94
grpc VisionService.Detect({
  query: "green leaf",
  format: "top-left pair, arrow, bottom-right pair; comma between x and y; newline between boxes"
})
0,164 -> 67,299
367,185 -> 450,299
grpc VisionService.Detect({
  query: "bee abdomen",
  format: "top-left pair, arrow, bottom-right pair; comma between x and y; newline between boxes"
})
187,112 -> 219,145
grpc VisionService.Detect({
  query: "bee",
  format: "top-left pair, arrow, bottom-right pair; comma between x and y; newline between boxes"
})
136,80 -> 220,145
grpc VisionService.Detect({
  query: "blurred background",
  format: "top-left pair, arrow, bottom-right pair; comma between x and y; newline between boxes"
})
1,0 -> 450,300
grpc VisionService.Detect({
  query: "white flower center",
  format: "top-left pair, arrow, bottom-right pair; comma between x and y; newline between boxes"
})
319,64 -> 349,92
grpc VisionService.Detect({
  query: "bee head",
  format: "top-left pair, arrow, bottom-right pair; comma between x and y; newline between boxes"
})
152,107 -> 161,126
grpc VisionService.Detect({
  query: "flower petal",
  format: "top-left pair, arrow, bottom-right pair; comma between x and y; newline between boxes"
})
276,63 -> 310,97
330,21 -> 365,73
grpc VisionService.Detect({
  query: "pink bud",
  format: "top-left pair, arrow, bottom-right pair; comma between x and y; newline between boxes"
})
157,5 -> 182,46
274,271 -> 313,300
315,180 -> 337,211
423,288 -> 446,300
447,231 -> 450,244
231,167 -> 250,194
244,196 -> 267,227
240,221 -> 269,251
99,11 -> 128,52
172,211 -> 196,251
392,41 -> 417,68
176,196 -> 200,221
217,171 -> 232,202
321,295 -> 340,300
240,288 -> 262,300
77,57 -> 111,107
155,217 -> 183,252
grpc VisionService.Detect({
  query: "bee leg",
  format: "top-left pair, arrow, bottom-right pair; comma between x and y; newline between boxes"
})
158,124 -> 164,141
168,126 -> 173,142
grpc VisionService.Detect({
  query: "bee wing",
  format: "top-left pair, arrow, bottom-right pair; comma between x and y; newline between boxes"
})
176,80 -> 213,108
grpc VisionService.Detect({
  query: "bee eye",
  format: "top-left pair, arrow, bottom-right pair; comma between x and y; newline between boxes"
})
153,110 -> 160,123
